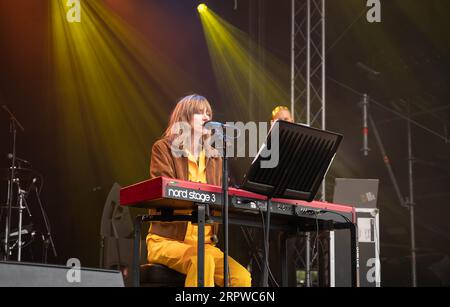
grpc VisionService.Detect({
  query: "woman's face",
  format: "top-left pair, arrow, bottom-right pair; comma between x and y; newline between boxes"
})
191,108 -> 211,136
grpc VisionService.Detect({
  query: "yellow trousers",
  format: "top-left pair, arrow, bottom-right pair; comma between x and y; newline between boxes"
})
146,223 -> 251,287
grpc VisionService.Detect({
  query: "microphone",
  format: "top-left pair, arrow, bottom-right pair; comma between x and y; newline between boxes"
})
361,94 -> 370,156
203,121 -> 240,149
203,121 -> 240,136
7,153 -> 31,165
203,121 -> 236,130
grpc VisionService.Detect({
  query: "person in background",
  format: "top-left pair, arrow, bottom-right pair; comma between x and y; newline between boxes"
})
271,105 -> 294,124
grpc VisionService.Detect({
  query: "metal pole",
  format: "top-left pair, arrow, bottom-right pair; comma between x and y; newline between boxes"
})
133,216 -> 143,287
407,104 -> 417,287
222,130 -> 230,287
362,94 -> 369,156
369,113 -> 407,208
321,0 -> 326,201
291,0 -> 295,121
33,184 -> 57,260
2,105 -> 24,261
4,179 -> 12,260
321,0 -> 326,130
17,189 -> 24,261
281,232 -> 289,287
306,232 -> 311,287
198,204 -> 206,287
329,231 -> 335,287
306,0 -> 311,126
261,199 -> 271,287
249,0 -> 255,119
305,0 -> 311,287
4,122 -> 17,261
368,99 -> 417,286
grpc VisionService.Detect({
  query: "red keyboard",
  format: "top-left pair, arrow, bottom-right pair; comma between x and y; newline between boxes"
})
120,177 -> 355,223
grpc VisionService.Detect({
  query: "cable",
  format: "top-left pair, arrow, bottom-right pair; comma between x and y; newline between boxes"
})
240,226 -> 263,273
303,214 -> 321,287
321,209 -> 354,225
241,226 -> 264,281
241,225 -> 279,287
257,204 -> 280,287
326,8 -> 367,54
309,213 -> 321,266
258,207 -> 280,287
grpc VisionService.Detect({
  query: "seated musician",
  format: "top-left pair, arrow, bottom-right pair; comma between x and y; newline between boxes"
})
146,94 -> 252,287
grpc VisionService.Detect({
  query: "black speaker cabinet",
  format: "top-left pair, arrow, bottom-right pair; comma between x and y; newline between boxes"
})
0,261 -> 124,287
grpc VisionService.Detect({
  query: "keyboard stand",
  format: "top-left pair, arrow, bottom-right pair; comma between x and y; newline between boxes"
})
195,203 -> 206,287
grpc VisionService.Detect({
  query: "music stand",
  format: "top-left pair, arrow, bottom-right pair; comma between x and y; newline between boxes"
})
242,120 -> 343,200
241,120 -> 343,286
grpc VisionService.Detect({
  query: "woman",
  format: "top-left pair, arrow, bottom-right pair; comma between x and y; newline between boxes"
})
146,94 -> 251,287
271,105 -> 293,124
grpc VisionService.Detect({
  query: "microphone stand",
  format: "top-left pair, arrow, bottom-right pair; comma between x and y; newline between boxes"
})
363,96 -> 417,286
205,121 -> 235,287
221,124 -> 230,287
33,181 -> 57,262
361,94 -> 370,156
2,105 -> 24,261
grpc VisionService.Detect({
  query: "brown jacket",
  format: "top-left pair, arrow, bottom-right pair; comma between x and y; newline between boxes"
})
148,138 -> 222,241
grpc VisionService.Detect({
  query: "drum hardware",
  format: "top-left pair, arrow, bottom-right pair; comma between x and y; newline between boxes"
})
1,105 -> 57,262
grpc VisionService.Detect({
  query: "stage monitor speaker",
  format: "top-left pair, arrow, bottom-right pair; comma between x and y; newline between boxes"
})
100,236 -> 147,287
0,261 -> 124,287
332,178 -> 381,287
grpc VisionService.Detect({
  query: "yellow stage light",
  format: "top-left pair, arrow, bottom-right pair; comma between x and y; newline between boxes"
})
198,7 -> 289,120
197,4 -> 208,13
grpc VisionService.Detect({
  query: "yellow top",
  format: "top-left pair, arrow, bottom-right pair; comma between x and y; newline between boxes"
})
184,149 -> 213,244
187,149 -> 207,184
148,149 -> 214,243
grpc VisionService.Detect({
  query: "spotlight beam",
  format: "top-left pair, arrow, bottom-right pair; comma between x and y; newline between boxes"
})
198,4 -> 208,14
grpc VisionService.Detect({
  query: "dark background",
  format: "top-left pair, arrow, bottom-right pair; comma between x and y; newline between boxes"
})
0,0 -> 449,286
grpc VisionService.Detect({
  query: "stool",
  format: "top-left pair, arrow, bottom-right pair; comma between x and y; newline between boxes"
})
133,215 -> 188,287
139,264 -> 185,287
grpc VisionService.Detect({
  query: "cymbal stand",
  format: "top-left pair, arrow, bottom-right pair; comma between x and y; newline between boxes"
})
16,181 -> 32,262
2,105 -> 24,260
32,181 -> 57,262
